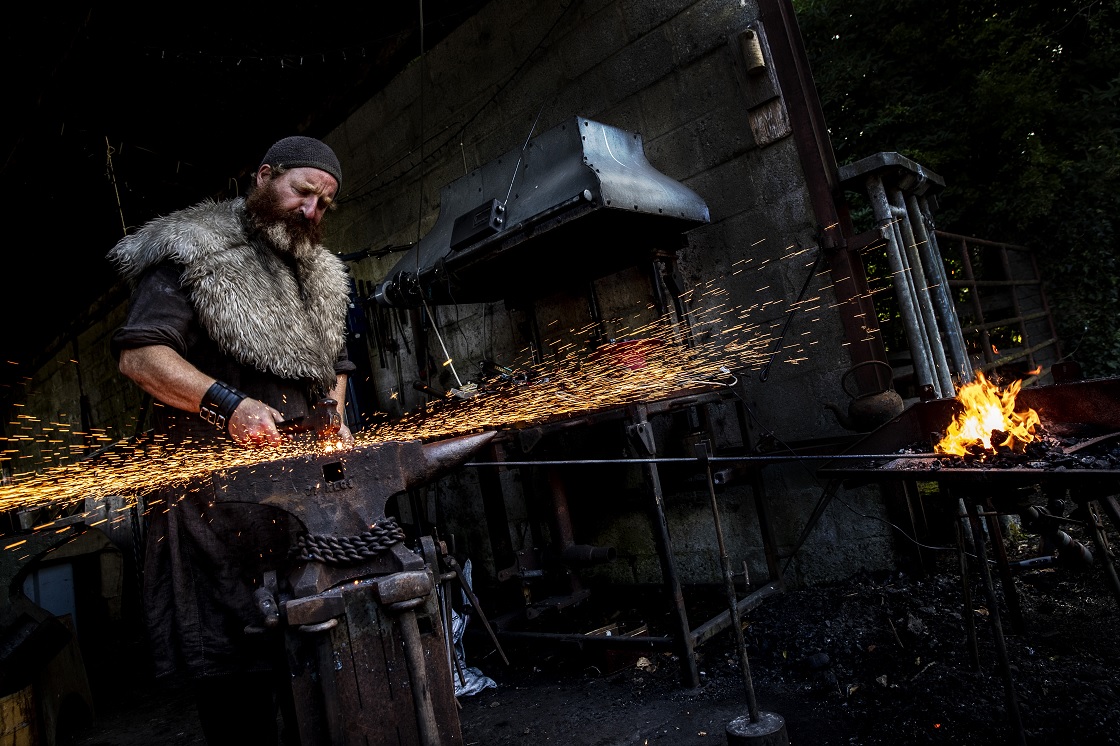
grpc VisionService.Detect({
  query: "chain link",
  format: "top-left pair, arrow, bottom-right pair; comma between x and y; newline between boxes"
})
289,517 -> 406,565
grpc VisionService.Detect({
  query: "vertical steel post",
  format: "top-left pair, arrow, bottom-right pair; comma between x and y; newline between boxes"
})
866,174 -> 939,394
888,187 -> 953,395
913,194 -> 972,383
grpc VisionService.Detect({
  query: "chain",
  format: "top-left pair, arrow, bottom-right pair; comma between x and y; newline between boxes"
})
289,517 -> 406,564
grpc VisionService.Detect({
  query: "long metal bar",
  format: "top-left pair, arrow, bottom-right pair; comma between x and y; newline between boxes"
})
466,453 -> 954,467
912,194 -> 970,382
692,582 -> 783,648
1084,502 -> 1120,610
892,214 -> 941,394
698,442 -> 760,721
961,496 -> 1027,746
954,518 -> 981,670
447,555 -> 509,666
983,496 -> 1025,634
631,403 -> 699,687
491,629 -> 673,647
889,189 -> 953,395
866,174 -> 938,394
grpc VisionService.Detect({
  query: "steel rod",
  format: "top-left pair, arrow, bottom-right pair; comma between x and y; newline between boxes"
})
963,498 -> 1027,746
866,174 -> 938,395
912,193 -> 971,382
1084,501 -> 1120,611
465,453 -> 944,467
890,185 -> 953,395
698,441 -> 760,720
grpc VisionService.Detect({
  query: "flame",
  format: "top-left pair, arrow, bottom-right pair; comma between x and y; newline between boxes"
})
935,371 -> 1040,457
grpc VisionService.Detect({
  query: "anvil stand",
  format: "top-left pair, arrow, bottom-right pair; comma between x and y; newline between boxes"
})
208,431 -> 495,746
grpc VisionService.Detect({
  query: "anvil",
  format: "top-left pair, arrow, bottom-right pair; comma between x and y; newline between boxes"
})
207,431 -> 495,596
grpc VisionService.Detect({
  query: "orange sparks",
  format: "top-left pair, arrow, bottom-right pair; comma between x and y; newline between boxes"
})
0,285 -> 816,523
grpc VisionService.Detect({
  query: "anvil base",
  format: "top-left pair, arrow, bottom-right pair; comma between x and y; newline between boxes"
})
284,571 -> 461,746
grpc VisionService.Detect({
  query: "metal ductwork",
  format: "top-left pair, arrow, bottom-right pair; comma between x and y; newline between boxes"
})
372,116 -> 710,308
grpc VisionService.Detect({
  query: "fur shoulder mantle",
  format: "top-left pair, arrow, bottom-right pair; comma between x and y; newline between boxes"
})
107,198 -> 351,391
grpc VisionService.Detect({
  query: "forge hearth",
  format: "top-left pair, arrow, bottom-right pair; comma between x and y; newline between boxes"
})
867,429 -> 1120,475
819,376 -> 1120,491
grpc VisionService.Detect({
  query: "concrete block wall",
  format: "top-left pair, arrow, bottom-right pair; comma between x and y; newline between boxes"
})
325,0 -> 896,588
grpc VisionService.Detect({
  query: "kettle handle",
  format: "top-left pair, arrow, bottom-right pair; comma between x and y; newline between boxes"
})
841,360 -> 895,399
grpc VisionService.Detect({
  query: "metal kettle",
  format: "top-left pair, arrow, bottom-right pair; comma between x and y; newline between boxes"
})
825,360 -> 905,433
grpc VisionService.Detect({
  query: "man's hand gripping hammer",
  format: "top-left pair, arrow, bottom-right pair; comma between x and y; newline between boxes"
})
276,397 -> 342,439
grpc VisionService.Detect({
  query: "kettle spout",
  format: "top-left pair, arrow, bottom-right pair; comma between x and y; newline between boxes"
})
824,401 -> 856,431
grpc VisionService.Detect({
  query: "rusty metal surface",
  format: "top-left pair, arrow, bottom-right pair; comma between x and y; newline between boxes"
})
204,431 -> 495,595
818,377 -> 1120,489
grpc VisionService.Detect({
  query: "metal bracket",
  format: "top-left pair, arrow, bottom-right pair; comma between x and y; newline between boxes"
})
627,421 -> 656,455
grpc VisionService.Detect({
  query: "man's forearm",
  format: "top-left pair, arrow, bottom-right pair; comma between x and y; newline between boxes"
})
117,345 -> 215,413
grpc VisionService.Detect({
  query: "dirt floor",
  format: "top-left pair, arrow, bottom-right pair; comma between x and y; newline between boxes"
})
68,516 -> 1119,746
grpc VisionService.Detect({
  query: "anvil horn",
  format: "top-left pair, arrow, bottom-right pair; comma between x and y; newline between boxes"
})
405,430 -> 497,488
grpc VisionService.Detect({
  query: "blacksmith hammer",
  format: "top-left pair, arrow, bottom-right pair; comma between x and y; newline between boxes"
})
276,397 -> 342,439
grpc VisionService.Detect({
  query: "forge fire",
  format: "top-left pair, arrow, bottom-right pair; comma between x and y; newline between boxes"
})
935,371 -> 1041,458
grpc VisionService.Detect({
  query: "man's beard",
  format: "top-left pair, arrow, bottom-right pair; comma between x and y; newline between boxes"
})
245,181 -> 323,259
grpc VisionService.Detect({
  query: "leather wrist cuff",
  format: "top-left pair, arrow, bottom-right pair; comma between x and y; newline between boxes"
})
199,381 -> 247,432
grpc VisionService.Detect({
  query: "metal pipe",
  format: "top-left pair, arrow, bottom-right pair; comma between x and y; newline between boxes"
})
866,174 -> 938,394
889,185 -> 953,395
983,497 -> 1025,634
1084,503 -> 1120,610
466,453 -> 947,468
561,544 -> 617,564
447,555 -> 509,666
691,582 -> 782,648
913,195 -> 971,382
546,466 -> 615,564
962,498 -> 1027,746
631,403 -> 699,688
888,211 -> 940,395
954,519 -> 981,670
697,441 -> 760,722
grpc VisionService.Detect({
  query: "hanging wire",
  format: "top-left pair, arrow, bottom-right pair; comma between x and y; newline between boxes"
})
104,136 -> 127,237
422,298 -> 464,389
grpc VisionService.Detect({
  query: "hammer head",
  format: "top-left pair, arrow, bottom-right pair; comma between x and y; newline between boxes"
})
276,397 -> 342,439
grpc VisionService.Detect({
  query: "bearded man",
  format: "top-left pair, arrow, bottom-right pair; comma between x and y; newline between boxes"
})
108,136 -> 355,746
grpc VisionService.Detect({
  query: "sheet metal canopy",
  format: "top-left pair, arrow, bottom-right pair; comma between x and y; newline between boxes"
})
373,116 -> 710,308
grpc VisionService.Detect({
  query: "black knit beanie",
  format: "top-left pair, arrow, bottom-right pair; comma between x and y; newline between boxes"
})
259,136 -> 343,194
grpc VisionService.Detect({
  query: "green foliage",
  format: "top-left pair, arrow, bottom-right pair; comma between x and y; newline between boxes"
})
794,0 -> 1120,375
